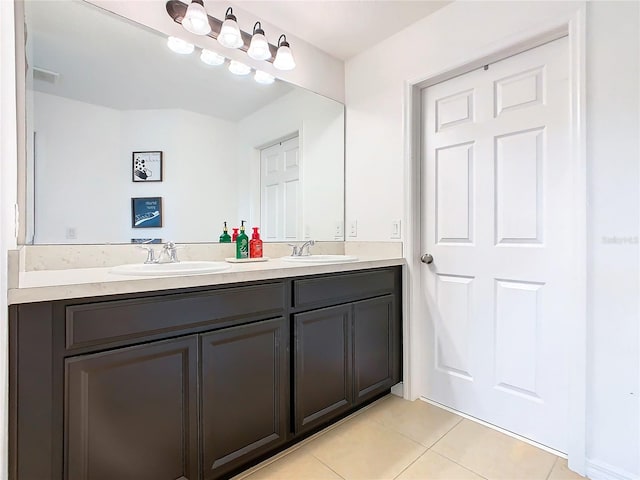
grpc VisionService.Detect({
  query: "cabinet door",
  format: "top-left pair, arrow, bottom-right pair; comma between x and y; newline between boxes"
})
294,305 -> 352,434
353,295 -> 397,404
66,336 -> 199,480
201,317 -> 288,479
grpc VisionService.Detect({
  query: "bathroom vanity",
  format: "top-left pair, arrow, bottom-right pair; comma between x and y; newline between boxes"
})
9,260 -> 403,480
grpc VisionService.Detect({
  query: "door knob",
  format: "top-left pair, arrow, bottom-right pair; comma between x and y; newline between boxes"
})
421,253 -> 434,264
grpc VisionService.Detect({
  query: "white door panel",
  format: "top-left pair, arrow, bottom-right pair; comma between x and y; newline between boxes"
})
260,136 -> 301,241
421,37 -> 571,451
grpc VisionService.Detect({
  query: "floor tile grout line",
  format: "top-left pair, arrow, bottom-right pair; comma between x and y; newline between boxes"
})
391,446 -> 430,480
425,415 -> 465,450
545,456 -> 560,480
429,449 -> 491,480
232,396 -> 395,479
307,452 -> 347,480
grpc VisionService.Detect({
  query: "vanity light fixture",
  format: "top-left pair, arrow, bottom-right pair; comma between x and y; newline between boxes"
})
228,60 -> 251,75
182,0 -> 211,35
167,36 -> 195,54
247,22 -> 270,60
166,1 -> 295,70
218,7 -> 244,49
254,70 -> 275,85
273,34 -> 295,70
200,49 -> 225,66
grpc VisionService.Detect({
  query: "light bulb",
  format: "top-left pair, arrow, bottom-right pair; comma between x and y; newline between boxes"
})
182,0 -> 211,35
273,35 -> 295,70
167,36 -> 195,55
217,8 -> 244,49
228,60 -> 251,75
248,22 -> 271,61
254,70 -> 275,85
200,49 -> 225,66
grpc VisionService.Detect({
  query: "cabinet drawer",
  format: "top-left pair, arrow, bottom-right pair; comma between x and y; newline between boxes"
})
66,282 -> 285,350
293,268 -> 396,310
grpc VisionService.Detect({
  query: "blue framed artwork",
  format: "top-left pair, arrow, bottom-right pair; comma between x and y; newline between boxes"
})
131,197 -> 162,228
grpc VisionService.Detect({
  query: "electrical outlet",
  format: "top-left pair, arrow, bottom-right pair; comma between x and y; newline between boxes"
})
391,220 -> 401,239
66,227 -> 77,240
349,220 -> 358,237
334,221 -> 343,238
304,225 -> 311,239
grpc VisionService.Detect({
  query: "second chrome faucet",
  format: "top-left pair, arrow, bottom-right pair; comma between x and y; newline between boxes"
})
138,241 -> 180,264
288,240 -> 315,256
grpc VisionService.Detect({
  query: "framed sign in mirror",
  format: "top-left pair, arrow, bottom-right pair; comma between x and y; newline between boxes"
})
133,151 -> 163,182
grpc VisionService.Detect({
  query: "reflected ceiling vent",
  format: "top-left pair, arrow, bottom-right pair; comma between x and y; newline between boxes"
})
33,67 -> 60,84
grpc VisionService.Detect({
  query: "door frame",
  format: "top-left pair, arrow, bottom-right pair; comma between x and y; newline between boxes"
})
402,7 -> 587,475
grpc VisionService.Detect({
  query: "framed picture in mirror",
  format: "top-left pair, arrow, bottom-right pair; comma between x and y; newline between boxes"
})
132,151 -> 163,182
132,197 -> 163,228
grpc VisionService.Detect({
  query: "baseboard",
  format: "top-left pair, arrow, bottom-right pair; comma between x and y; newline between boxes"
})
586,459 -> 639,480
391,382 -> 404,397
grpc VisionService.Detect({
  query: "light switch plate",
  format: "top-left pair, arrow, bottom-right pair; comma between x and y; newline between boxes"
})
391,220 -> 401,239
349,221 -> 358,237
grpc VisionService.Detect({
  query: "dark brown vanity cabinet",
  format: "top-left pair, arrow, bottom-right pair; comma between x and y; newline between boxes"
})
201,317 -> 288,479
66,336 -> 199,480
294,305 -> 353,433
10,267 -> 401,480
292,269 -> 401,434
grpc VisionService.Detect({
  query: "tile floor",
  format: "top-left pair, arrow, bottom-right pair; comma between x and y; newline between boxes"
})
235,395 -> 586,480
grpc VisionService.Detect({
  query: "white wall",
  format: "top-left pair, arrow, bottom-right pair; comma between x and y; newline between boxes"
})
0,1 -> 17,478
585,2 -> 639,477
345,1 -> 639,478
34,92 -> 239,243
236,89 -> 344,240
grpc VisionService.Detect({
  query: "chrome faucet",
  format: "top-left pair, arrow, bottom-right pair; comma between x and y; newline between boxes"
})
288,240 -> 315,256
137,241 -> 180,264
137,245 -> 157,264
157,242 -> 180,263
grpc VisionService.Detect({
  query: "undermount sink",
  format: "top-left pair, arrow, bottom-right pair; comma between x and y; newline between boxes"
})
281,254 -> 359,263
110,261 -> 232,276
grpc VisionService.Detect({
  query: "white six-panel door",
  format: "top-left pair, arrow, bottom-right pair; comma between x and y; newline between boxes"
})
260,136 -> 301,241
421,37 -> 572,451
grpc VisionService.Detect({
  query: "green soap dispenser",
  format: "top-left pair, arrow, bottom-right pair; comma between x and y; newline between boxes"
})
219,221 -> 232,243
235,220 -> 249,259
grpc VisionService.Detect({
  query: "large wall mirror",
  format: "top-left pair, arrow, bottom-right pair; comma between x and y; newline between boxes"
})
23,0 -> 345,244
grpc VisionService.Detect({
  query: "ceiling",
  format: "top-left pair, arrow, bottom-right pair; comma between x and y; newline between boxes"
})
26,0 -> 451,117
233,0 -> 451,60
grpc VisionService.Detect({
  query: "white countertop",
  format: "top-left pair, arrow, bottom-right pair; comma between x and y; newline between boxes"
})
9,256 -> 405,304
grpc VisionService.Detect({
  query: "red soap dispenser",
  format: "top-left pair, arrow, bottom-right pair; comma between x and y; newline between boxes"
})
249,227 -> 263,258
231,227 -> 239,242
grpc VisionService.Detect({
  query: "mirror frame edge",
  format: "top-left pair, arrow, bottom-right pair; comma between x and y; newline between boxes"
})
15,0 -> 27,245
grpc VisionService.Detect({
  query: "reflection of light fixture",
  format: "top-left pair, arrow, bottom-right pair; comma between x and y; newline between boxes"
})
182,0 -> 210,35
166,1 -> 294,70
254,70 -> 275,84
200,49 -> 225,65
273,34 -> 295,70
167,36 -> 194,54
165,38 -> 276,85
228,60 -> 251,75
248,22 -> 270,60
218,7 -> 243,48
